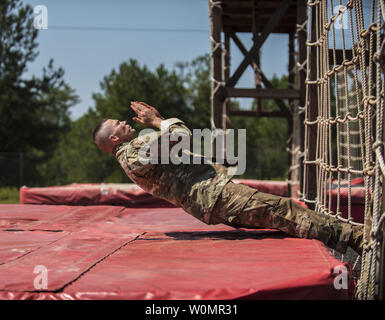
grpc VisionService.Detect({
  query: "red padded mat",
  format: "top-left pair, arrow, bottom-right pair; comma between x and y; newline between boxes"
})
18,179 -> 364,223
20,183 -> 173,207
0,204 -> 352,300
19,180 -> 290,206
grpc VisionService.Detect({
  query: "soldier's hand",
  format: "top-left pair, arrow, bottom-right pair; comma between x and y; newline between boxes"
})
138,102 -> 164,119
130,101 -> 164,128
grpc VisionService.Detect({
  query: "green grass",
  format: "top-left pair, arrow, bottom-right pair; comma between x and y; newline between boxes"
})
0,187 -> 19,204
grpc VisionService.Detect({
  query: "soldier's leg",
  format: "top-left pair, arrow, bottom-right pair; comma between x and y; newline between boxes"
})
212,182 -> 363,254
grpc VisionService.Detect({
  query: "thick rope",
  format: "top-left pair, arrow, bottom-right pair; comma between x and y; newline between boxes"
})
303,0 -> 385,299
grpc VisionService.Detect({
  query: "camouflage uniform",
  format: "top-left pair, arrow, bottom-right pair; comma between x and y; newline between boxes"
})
114,118 -> 231,224
114,118 -> 362,254
210,181 -> 362,254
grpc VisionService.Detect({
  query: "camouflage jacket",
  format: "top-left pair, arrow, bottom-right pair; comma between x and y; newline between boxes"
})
114,118 -> 234,223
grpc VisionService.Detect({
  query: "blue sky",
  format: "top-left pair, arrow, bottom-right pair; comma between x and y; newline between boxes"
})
22,0 -> 290,120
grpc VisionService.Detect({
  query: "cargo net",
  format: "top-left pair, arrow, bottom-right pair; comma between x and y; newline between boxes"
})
301,0 -> 385,299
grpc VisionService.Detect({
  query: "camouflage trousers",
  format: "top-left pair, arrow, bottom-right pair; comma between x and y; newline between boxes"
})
209,181 -> 356,254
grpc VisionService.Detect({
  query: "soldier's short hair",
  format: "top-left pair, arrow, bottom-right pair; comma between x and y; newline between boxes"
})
92,118 -> 108,144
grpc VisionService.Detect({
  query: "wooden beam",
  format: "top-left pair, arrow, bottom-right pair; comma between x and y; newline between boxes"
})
226,0 -> 293,88
224,25 -> 296,34
222,17 -> 297,30
220,1 -> 253,9
222,13 -> 297,20
221,8 -> 295,16
229,109 -> 290,118
221,0 -> 296,10
328,49 -> 353,65
229,31 -> 291,114
224,88 -> 300,99
328,48 -> 370,66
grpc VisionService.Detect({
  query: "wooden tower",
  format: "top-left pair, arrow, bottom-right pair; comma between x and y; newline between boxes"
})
208,0 -> 307,198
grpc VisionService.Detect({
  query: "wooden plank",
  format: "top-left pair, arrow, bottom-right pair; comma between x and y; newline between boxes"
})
221,0 -> 296,9
226,0 -> 293,88
224,87 -> 300,99
222,17 -> 297,28
223,12 -> 297,19
224,25 -> 295,33
229,110 -> 290,118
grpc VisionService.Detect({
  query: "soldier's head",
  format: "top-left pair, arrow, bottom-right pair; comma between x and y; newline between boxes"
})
93,119 -> 136,153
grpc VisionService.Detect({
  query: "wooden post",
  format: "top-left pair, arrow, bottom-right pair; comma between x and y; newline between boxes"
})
288,32 -> 296,198
222,32 -> 231,160
223,32 -> 230,130
304,1 -> 318,210
297,0 -> 307,200
291,0 -> 307,199
209,0 -> 225,160
252,0 -> 262,113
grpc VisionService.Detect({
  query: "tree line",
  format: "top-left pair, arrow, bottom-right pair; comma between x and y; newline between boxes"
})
0,0 -> 289,188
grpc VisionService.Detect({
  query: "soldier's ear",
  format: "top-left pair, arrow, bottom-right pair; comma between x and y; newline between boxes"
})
109,134 -> 119,142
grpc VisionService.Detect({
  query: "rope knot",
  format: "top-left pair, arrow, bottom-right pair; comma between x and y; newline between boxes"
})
372,141 -> 384,152
363,162 -> 375,176
370,228 -> 378,241
362,95 -> 376,107
375,37 -> 385,74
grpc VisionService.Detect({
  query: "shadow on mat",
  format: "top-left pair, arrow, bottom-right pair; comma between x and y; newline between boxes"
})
164,229 -> 287,241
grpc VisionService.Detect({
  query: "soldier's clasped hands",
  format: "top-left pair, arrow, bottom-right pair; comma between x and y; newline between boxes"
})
130,101 -> 164,128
